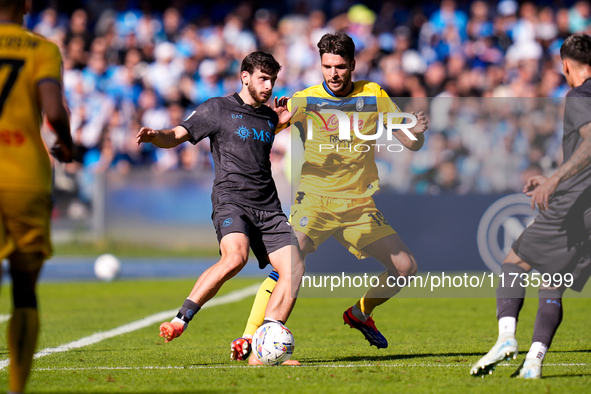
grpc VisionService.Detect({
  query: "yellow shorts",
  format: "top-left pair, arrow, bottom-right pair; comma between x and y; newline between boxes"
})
290,192 -> 396,259
0,190 -> 52,261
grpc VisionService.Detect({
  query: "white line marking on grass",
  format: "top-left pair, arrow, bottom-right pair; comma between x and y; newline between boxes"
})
31,363 -> 589,371
0,284 -> 260,371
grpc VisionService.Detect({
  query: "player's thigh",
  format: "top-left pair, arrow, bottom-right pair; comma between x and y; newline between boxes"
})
214,204 -> 251,259
361,232 -> 417,276
336,198 -> 397,259
0,190 -> 52,259
503,248 -> 532,272
290,193 -> 339,252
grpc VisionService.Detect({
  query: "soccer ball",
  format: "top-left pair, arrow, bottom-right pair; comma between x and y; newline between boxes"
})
94,254 -> 121,282
252,322 -> 294,365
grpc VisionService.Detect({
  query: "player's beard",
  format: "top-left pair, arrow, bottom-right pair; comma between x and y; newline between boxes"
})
325,71 -> 352,95
248,84 -> 271,104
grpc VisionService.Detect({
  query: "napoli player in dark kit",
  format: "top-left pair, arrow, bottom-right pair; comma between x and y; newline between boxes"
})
136,51 -> 304,345
471,34 -> 591,379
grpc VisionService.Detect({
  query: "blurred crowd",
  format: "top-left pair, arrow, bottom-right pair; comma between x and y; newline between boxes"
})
32,0 -> 591,212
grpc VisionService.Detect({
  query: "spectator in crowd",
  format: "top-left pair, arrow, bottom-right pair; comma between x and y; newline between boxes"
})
30,0 -> 591,215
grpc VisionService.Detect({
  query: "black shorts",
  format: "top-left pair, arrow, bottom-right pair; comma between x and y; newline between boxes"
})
213,203 -> 295,269
512,187 -> 591,292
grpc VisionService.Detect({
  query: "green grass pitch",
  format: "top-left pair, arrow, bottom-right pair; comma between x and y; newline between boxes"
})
0,278 -> 589,393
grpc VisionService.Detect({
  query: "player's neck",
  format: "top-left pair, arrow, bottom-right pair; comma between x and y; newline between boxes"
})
238,89 -> 263,108
0,11 -> 23,25
569,65 -> 591,88
328,81 -> 354,97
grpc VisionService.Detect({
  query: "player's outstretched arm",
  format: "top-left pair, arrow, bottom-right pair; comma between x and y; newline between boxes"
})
272,96 -> 293,132
38,80 -> 73,163
392,111 -> 428,151
136,125 -> 191,148
530,122 -> 591,211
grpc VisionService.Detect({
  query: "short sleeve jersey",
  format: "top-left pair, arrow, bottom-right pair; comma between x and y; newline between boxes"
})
0,24 -> 63,193
557,78 -> 591,192
289,81 -> 402,198
180,93 -> 282,211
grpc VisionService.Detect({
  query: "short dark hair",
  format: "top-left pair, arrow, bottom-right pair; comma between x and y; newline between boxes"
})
240,51 -> 281,75
317,32 -> 355,62
560,34 -> 591,66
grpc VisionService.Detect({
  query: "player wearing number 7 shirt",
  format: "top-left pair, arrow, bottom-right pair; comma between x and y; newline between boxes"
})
0,1 -> 74,393
471,33 -> 591,379
231,32 -> 429,365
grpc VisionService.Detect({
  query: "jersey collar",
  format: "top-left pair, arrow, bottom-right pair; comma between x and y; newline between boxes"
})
233,92 -> 244,105
322,81 -> 355,97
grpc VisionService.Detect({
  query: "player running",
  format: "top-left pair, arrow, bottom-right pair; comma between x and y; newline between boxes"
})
231,32 -> 428,365
470,33 -> 591,379
136,51 -> 304,345
0,1 -> 74,392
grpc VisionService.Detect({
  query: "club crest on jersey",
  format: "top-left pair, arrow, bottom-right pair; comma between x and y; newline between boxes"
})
223,218 -> 233,227
299,217 -> 308,227
356,98 -> 364,111
235,125 -> 251,141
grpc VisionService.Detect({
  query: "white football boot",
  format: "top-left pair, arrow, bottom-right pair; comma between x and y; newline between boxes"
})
514,358 -> 542,379
470,333 -> 518,377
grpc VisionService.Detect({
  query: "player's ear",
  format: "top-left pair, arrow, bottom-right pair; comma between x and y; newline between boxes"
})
241,70 -> 250,85
350,59 -> 356,72
562,59 -> 569,76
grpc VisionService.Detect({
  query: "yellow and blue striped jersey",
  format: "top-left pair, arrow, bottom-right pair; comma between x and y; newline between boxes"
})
289,81 -> 402,198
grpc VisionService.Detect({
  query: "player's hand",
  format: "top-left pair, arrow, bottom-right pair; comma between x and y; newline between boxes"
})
523,175 -> 547,195
528,175 -> 559,211
136,127 -> 157,145
50,141 -> 73,163
273,96 -> 292,128
410,111 -> 428,134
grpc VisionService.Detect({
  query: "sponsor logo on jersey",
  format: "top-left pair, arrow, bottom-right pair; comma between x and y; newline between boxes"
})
477,194 -> 536,273
235,125 -> 274,143
223,218 -> 233,227
235,125 -> 251,141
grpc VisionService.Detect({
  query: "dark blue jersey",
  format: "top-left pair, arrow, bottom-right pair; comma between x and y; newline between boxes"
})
180,93 -> 281,211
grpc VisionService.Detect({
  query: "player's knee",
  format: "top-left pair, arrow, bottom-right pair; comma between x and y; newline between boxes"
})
292,256 -> 305,279
13,291 -> 37,309
396,255 -> 418,277
12,278 -> 37,309
221,253 -> 248,276
538,287 -> 564,299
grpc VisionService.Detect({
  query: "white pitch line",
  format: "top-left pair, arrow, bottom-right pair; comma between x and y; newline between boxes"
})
0,284 -> 260,371
30,363 -> 589,371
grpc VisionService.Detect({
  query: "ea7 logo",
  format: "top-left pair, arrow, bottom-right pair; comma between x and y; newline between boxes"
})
232,114 -> 243,119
